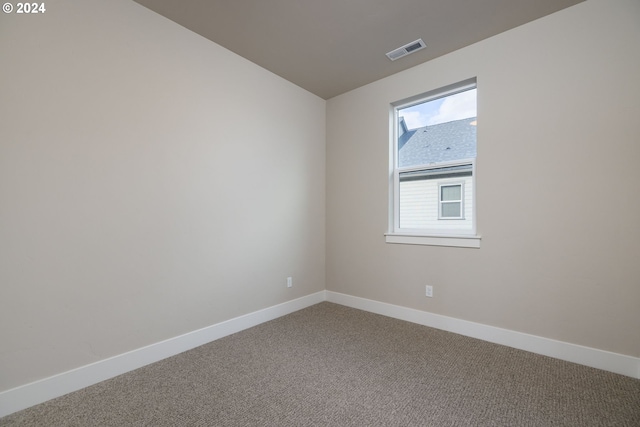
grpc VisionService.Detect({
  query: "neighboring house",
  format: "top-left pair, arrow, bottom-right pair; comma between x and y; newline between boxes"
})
397,116 -> 477,232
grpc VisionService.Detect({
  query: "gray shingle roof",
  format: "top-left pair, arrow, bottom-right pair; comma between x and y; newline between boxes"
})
398,117 -> 476,168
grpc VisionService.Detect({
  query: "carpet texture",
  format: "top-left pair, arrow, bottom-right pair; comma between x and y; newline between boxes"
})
2,302 -> 639,426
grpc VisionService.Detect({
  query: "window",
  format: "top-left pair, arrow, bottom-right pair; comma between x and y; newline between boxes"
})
386,79 -> 480,248
439,183 -> 464,219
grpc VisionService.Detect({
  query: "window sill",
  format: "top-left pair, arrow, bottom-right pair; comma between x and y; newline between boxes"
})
385,233 -> 481,248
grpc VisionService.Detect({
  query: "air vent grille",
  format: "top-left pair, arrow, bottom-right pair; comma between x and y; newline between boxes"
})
386,39 -> 426,61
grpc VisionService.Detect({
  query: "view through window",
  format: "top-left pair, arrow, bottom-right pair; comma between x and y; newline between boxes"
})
392,82 -> 477,236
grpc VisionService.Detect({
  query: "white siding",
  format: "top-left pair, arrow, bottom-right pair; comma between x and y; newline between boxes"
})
399,176 -> 473,232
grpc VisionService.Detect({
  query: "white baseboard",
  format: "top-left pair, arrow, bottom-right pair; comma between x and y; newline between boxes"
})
0,291 -> 326,418
3,289 -> 637,418
326,291 -> 640,380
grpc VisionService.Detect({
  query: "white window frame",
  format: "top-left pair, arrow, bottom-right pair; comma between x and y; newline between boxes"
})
439,181 -> 465,220
385,79 -> 481,248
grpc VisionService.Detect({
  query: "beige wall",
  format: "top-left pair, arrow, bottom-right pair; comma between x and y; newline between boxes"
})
327,0 -> 640,357
1,0 -> 638,397
0,0 -> 325,392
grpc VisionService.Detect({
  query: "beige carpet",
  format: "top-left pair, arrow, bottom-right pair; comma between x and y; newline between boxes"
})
2,302 -> 639,426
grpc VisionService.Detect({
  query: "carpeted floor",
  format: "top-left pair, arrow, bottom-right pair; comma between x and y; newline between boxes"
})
2,302 -> 639,426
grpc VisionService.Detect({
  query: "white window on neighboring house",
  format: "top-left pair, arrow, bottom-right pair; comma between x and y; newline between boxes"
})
439,182 -> 464,219
386,78 -> 480,248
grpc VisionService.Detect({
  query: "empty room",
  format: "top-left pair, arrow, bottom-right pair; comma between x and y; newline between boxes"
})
1,0 -> 638,425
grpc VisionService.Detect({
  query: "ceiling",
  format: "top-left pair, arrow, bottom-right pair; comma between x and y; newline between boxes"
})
132,0 -> 584,100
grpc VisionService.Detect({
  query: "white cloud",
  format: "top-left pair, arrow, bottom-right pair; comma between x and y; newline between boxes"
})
399,111 -> 426,129
426,89 -> 477,126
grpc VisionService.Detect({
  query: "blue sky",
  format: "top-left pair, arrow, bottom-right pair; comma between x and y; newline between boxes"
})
399,88 -> 477,129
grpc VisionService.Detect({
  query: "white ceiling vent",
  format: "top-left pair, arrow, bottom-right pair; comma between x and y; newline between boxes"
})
386,39 -> 426,61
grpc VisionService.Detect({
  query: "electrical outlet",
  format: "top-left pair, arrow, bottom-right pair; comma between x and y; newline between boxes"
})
287,277 -> 293,288
425,285 -> 433,298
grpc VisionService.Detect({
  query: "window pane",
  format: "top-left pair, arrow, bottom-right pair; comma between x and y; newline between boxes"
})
398,88 -> 476,169
393,81 -> 476,234
441,185 -> 461,201
441,202 -> 461,218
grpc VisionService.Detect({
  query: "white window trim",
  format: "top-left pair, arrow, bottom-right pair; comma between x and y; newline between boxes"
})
386,78 -> 480,248
384,233 -> 481,249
